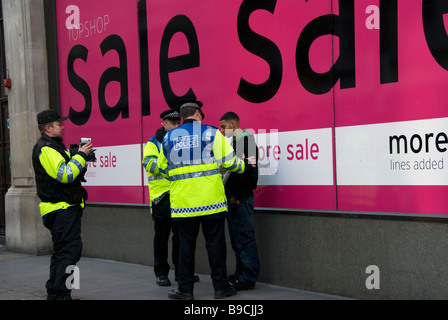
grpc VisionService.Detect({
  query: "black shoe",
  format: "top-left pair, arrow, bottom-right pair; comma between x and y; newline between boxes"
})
229,278 -> 255,291
46,294 -> 57,300
156,275 -> 171,287
168,289 -> 194,300
214,286 -> 237,299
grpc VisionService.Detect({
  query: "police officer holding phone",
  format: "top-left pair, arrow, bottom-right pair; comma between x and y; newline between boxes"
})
32,110 -> 92,300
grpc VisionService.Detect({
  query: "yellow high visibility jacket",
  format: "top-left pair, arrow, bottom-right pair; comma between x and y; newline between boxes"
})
157,120 -> 246,218
32,135 -> 87,217
142,129 -> 170,213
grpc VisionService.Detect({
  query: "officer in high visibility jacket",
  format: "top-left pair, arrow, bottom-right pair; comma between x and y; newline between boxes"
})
142,109 -> 181,287
32,110 -> 93,300
158,100 -> 251,300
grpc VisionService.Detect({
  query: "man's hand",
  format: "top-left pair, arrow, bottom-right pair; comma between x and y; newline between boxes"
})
219,166 -> 227,174
79,142 -> 93,155
243,155 -> 256,168
247,156 -> 256,167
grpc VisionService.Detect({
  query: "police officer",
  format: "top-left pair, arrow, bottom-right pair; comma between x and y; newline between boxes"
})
32,110 -> 93,300
142,110 -> 181,286
158,100 -> 252,300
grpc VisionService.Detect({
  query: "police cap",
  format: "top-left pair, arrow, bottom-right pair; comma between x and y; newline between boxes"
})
177,99 -> 205,119
37,110 -> 68,125
160,109 -> 181,121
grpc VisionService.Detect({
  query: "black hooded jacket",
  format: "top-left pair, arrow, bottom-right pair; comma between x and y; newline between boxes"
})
224,129 -> 259,200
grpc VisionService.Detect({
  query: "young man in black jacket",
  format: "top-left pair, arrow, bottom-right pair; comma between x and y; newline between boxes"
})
219,112 -> 260,290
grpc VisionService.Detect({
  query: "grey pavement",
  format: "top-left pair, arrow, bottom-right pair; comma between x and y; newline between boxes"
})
0,236 -> 351,301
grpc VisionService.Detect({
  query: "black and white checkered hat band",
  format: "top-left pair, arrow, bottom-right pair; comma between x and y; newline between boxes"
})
162,111 -> 180,119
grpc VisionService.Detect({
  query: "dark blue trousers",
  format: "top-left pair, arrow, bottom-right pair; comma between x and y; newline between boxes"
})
175,214 -> 229,294
42,205 -> 83,299
226,196 -> 260,287
152,195 -> 179,279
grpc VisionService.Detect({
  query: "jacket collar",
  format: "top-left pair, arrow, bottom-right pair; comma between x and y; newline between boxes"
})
183,119 -> 200,124
41,134 -> 66,150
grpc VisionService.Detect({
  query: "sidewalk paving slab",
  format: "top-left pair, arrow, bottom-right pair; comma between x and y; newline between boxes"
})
0,243 -> 352,301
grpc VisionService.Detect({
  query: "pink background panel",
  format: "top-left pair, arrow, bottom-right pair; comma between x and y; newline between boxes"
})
86,186 -> 144,204
56,0 -> 142,147
144,0 -> 335,136
255,186 -> 337,211
335,0 -> 448,128
338,186 -> 448,215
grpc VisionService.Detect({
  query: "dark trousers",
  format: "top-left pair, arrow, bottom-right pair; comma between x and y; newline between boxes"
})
152,195 -> 179,278
42,205 -> 83,299
227,196 -> 260,287
176,214 -> 229,294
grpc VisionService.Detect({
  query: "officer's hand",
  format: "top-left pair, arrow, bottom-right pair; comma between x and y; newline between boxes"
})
247,156 -> 257,168
79,142 -> 93,155
219,166 -> 227,174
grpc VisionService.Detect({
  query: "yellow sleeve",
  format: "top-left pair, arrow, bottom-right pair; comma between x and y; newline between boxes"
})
142,141 -> 161,175
212,130 -> 245,173
39,146 -> 86,183
157,137 -> 169,178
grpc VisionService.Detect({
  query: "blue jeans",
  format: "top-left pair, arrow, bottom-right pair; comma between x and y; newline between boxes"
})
226,196 -> 260,287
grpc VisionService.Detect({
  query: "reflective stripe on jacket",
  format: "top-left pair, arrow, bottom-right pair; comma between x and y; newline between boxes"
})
157,120 -> 245,218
